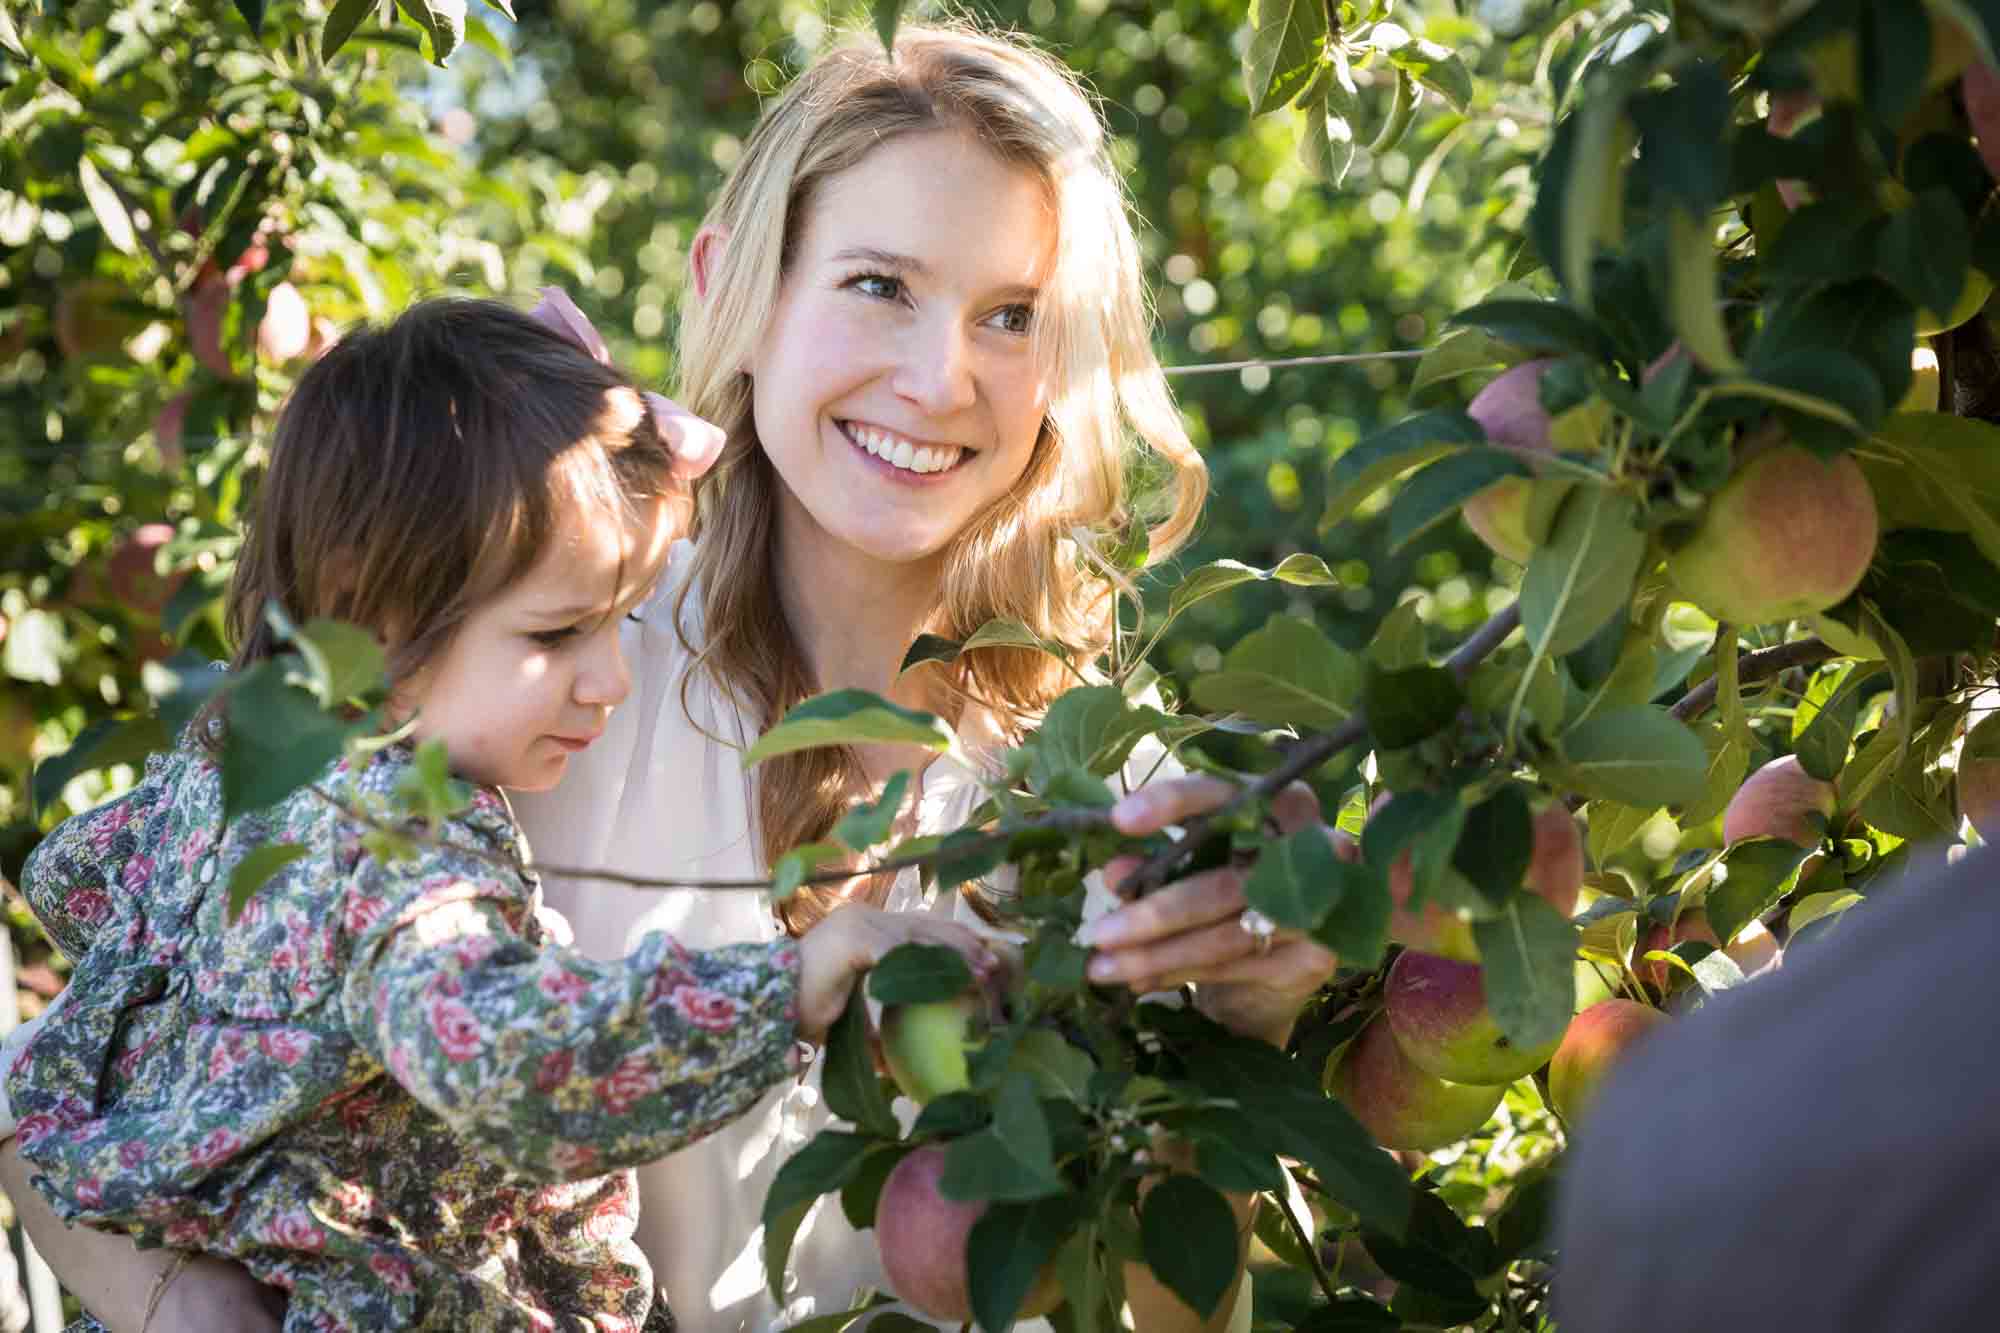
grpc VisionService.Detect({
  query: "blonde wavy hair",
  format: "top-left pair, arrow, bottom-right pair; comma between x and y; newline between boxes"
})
675,20 -> 1206,930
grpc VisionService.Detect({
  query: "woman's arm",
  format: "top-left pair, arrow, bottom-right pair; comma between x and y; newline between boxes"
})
0,1139 -> 281,1332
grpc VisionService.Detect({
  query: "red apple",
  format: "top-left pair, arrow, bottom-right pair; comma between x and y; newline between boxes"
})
1462,360 -> 1559,565
1371,795 -> 1582,961
1723,755 -> 1836,847
1547,998 -> 1668,1124
1666,437 -> 1878,625
187,272 -> 234,377
1383,949 -> 1566,1086
875,1145 -> 1061,1322
1325,1014 -> 1506,1151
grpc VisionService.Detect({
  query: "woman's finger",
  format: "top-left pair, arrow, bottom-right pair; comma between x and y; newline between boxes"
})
645,391 -> 728,479
1086,916 -> 1260,987
1138,936 -> 1336,995
1268,780 -> 1323,834
1108,774 -> 1242,835
1079,866 -> 1246,951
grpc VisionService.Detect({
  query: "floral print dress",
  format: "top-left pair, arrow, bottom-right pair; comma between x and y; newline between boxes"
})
8,737 -> 804,1331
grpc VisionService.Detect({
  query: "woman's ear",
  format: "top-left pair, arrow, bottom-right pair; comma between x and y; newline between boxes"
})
690,226 -> 729,305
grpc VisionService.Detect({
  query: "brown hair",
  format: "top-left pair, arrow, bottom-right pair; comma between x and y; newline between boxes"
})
675,21 -> 1207,931
225,297 -> 674,686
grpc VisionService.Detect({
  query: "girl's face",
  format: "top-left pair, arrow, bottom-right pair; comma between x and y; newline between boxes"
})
396,496 -> 671,791
748,129 -> 1056,571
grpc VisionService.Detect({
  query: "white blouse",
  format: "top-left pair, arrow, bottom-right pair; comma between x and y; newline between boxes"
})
513,541 -> 1074,1332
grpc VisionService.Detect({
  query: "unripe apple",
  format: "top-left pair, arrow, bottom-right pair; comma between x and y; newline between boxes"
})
1462,360 -> 1558,565
1547,999 -> 1668,1125
1723,755 -> 1836,848
1637,909 -> 1721,993
879,993 -> 984,1105
1325,1015 -> 1506,1151
1916,269 -> 1995,337
257,282 -> 311,363
876,1144 -> 1062,1322
1383,950 -> 1565,1086
1666,439 -> 1878,625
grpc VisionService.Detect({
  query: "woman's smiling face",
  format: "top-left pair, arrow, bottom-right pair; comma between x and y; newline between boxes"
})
747,128 -> 1056,570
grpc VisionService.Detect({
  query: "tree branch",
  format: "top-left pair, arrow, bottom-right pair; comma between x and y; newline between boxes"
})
1670,637 -> 1834,722
1119,602 -> 1524,897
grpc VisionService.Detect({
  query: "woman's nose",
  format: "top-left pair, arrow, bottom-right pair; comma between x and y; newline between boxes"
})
893,318 -> 978,414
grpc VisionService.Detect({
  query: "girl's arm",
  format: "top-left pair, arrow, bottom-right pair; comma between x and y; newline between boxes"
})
0,1139 -> 282,1332
340,848 -> 995,1179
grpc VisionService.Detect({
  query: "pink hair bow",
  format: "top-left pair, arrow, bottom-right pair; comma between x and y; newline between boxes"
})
528,286 -> 727,481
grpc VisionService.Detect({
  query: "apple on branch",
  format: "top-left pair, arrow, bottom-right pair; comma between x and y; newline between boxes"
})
1325,1014 -> 1506,1152
1547,998 -> 1669,1125
1383,949 -> 1566,1086
875,1143 -> 1062,1323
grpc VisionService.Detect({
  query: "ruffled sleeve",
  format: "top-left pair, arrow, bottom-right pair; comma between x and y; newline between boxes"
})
18,749 -> 177,961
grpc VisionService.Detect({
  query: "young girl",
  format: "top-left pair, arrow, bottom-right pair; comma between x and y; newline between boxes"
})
3,295 -> 994,1331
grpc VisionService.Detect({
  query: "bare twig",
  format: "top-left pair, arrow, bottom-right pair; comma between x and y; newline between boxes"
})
1276,1175 -> 1343,1307
1670,637 -> 1834,722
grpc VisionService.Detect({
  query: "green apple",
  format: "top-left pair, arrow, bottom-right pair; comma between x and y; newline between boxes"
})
879,993 -> 984,1105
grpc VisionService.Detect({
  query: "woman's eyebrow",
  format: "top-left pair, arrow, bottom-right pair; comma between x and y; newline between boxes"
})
829,245 -> 923,273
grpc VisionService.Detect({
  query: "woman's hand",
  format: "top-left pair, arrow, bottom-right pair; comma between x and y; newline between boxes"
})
1079,775 -> 1338,1047
794,905 -> 1001,1044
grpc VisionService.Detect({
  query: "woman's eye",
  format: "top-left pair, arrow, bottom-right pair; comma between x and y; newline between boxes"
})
529,627 -> 578,649
850,273 -> 905,302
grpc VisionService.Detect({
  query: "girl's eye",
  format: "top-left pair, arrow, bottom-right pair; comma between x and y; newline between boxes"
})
988,304 -> 1034,335
529,627 -> 578,649
849,273 -> 906,302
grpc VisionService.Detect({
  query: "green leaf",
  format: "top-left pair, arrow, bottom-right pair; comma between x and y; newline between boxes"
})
1243,0 -> 1327,115
1296,79 -> 1358,187
1388,449 -> 1531,552
394,0 -> 465,64
1008,1029 -> 1097,1102
1681,724 -> 1751,828
1519,487 -> 1646,659
1704,837 -> 1813,951
1446,300 -> 1612,361
779,1295 -> 897,1333
1296,1298 -> 1403,1331
762,1130 -> 879,1300
394,738 -> 471,826
771,842 -> 844,902
224,842 -> 309,923
743,689 -> 955,768
1139,1176 -> 1239,1319
1490,1164 -> 1561,1263
289,617 -> 387,708
832,771 -> 910,852
1361,662 -> 1464,749
0,5 -> 25,58
1858,746 -> 1958,841
873,0 -> 902,53
970,1194 -> 1080,1333
939,1123 -> 1066,1204
1178,1028 -> 1412,1238
31,714 -> 170,820
1241,826 -> 1341,931
1662,206 -> 1742,372
1321,411 -> 1484,530
77,158 -> 137,257
1367,601 -> 1429,670
819,991 -> 897,1138
1158,554 -> 1336,639
839,1143 -> 912,1231
1030,686 -> 1165,783
867,942 -> 974,1006
220,661 -> 369,819
1879,188 -> 1974,319
1472,897 -> 1577,1051
1388,37 -> 1473,114
1558,705 -> 1709,808
1453,786 -> 1534,907
1792,664 -> 1884,783
1311,857 -> 1393,970
1189,616 -> 1361,730
1863,414 -> 2000,569
322,0 -> 377,58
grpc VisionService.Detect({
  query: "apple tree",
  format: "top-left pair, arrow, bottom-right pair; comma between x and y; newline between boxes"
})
8,1 -> 2000,1331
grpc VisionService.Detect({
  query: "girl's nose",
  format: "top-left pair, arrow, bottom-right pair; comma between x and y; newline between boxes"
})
574,626 -> 631,709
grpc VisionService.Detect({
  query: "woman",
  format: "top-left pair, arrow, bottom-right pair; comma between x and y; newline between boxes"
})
0,20 -> 1337,1332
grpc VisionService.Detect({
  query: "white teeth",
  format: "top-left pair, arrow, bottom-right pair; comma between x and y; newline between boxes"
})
848,424 -> 962,475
